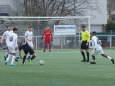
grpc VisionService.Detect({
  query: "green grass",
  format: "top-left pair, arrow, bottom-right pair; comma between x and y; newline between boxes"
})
0,49 -> 115,86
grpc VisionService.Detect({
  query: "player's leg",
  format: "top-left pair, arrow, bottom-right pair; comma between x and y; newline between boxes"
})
4,51 -> 8,61
22,48 -> 28,64
90,49 -> 96,64
10,53 -> 16,66
5,53 -> 11,65
26,53 -> 31,60
48,42 -> 51,52
90,55 -> 96,64
9,46 -> 17,66
15,50 -> 20,62
4,44 -> 9,61
22,54 -> 27,64
29,48 -> 36,60
31,54 -> 36,60
5,46 -> 12,65
80,41 -> 87,62
101,54 -> 114,64
80,49 -> 86,62
99,49 -> 114,64
86,49 -> 89,62
43,43 -> 47,52
85,41 -> 89,62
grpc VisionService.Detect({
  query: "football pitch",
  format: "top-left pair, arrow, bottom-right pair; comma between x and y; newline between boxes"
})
0,49 -> 115,86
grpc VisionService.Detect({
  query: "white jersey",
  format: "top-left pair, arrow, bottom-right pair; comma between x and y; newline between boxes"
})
91,36 -> 102,49
7,33 -> 18,47
7,32 -> 18,53
91,36 -> 104,55
25,30 -> 34,48
2,30 -> 13,45
25,31 -> 33,41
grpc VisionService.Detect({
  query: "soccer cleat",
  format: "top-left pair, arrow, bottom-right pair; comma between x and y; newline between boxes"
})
9,64 -> 16,66
90,61 -> 96,64
4,62 -> 7,65
28,60 -> 32,64
81,59 -> 86,62
111,59 -> 114,64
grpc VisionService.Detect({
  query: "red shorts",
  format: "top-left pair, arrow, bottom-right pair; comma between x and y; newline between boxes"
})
44,39 -> 52,44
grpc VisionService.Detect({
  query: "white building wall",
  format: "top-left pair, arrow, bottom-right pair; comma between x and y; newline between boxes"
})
0,0 -> 16,15
91,25 -> 104,32
86,0 -> 107,25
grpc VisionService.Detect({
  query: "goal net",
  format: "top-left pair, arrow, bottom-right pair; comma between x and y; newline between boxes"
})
0,16 -> 90,50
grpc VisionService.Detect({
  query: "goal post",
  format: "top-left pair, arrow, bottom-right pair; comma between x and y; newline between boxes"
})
0,16 -> 91,50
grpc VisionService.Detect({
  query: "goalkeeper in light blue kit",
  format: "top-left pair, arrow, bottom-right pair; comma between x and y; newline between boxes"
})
90,31 -> 114,64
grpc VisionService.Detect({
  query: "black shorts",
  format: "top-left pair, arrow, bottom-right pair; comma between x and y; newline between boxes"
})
22,43 -> 35,55
81,41 -> 89,49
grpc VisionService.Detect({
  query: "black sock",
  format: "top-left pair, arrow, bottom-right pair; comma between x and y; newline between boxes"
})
86,52 -> 89,61
31,55 -> 36,60
81,52 -> 86,61
92,55 -> 95,61
22,55 -> 26,64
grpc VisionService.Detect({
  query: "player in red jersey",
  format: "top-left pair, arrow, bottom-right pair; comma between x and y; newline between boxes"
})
43,27 -> 53,52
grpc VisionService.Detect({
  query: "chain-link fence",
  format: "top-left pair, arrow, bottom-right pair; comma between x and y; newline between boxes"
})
1,35 -> 115,50
97,35 -> 115,48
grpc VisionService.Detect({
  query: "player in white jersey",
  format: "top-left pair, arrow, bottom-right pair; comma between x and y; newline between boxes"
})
5,28 -> 18,66
2,26 -> 13,60
90,31 -> 114,64
2,26 -> 13,46
25,27 -> 34,49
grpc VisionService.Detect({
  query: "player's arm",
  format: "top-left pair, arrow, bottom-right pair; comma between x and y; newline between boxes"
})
0,36 -> 3,43
50,33 -> 53,41
24,32 -> 28,41
50,30 -> 53,41
32,32 -> 34,42
1,32 -> 6,43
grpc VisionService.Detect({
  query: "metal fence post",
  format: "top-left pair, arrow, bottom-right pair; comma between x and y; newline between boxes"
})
110,35 -> 112,48
35,36 -> 38,50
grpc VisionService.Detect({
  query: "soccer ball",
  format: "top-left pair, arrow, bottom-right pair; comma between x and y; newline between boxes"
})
39,60 -> 45,65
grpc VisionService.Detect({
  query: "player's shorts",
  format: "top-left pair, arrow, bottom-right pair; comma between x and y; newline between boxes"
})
7,45 -> 17,54
43,38 -> 52,44
91,48 -> 104,55
22,43 -> 35,55
81,41 -> 89,49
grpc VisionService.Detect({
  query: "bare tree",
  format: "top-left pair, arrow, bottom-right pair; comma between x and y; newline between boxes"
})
23,0 -> 90,16
12,0 -> 25,16
10,0 -> 91,35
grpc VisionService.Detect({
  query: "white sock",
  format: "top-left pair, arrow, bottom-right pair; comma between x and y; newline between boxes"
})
107,56 -> 112,60
6,54 -> 11,63
4,52 -> 8,57
11,55 -> 16,65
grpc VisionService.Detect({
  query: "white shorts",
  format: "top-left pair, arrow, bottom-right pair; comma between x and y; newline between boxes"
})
91,48 -> 104,55
7,45 -> 17,54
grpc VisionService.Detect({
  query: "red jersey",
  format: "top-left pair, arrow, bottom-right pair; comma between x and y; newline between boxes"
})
43,29 -> 53,44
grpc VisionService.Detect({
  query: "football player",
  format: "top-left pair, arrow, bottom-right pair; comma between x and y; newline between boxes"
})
90,31 -> 114,64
